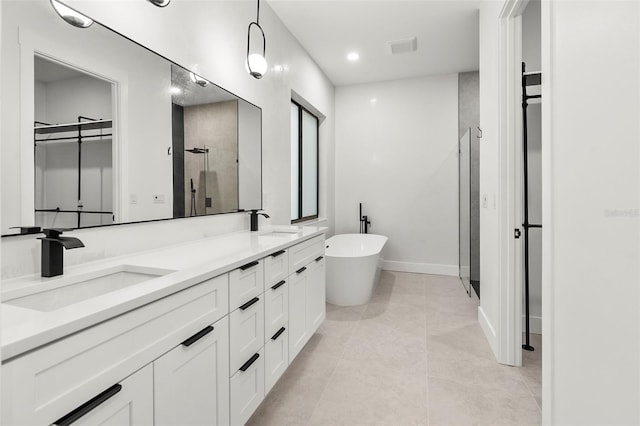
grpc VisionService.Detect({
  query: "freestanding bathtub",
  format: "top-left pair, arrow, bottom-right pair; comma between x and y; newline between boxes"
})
325,234 -> 388,306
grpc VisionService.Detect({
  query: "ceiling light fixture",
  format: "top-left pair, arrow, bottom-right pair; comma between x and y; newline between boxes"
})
50,0 -> 93,28
246,0 -> 267,79
146,0 -> 171,6
189,72 -> 209,87
347,52 -> 360,62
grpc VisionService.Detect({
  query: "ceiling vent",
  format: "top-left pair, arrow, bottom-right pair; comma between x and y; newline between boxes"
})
387,37 -> 418,55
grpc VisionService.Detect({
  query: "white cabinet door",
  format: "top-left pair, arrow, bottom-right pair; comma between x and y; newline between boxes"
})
288,235 -> 325,275
264,278 -> 288,341
230,297 -> 265,372
264,249 -> 289,287
288,266 -> 310,361
230,348 -> 265,426
308,255 -> 326,334
229,260 -> 264,309
265,326 -> 288,393
55,364 -> 153,426
154,317 -> 230,426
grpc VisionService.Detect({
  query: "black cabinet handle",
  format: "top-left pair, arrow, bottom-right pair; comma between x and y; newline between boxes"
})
271,280 -> 286,290
239,260 -> 259,271
239,297 -> 260,310
53,384 -> 122,426
296,266 -> 307,274
271,250 -> 285,258
271,327 -> 286,341
181,325 -> 214,347
239,353 -> 260,372
315,256 -> 324,262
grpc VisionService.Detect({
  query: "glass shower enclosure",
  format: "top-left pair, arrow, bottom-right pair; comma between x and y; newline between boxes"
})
459,129 -> 471,295
459,127 -> 481,298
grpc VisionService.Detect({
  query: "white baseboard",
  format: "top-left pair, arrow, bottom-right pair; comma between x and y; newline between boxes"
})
522,314 -> 542,335
383,261 -> 458,276
478,306 -> 498,357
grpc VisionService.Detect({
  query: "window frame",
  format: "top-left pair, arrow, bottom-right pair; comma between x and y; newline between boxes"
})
291,100 -> 319,224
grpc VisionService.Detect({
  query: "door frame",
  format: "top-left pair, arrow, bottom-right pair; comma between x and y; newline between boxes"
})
497,0 -> 527,368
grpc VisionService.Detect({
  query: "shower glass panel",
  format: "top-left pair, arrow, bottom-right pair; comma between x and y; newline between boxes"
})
459,128 -> 471,295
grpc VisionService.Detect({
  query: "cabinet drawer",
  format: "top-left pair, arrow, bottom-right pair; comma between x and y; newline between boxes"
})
230,348 -> 264,426
229,297 -> 264,372
264,278 -> 288,341
1,276 -> 227,426
229,260 -> 264,310
288,235 -> 325,275
265,326 -> 288,394
264,249 -> 289,287
54,364 -> 153,426
154,317 -> 230,426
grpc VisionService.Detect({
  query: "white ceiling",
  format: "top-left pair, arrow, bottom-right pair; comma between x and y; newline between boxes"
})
267,0 -> 480,86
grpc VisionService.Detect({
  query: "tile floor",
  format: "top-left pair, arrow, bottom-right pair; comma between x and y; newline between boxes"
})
247,271 -> 542,426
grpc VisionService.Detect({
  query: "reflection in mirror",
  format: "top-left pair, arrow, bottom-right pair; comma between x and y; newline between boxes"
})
34,55 -> 115,229
171,65 -> 239,216
1,0 -> 262,236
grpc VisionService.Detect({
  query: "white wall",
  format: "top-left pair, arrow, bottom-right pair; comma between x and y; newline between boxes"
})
1,0 -> 335,278
542,1 -> 640,423
477,0 -> 504,356
335,74 -> 459,275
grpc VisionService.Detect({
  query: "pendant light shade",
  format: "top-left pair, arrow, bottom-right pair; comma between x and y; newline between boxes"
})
146,0 -> 171,7
50,0 -> 93,28
246,0 -> 267,79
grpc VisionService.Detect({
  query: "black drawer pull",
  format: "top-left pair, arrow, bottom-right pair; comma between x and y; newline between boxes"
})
239,297 -> 260,310
315,256 -> 324,262
181,325 -> 214,347
271,327 -> 286,341
271,250 -> 285,258
239,260 -> 259,271
239,353 -> 260,372
296,266 -> 307,274
271,280 -> 286,290
53,384 -> 122,426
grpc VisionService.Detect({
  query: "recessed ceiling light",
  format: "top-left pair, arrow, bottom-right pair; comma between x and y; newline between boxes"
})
347,52 -> 360,62
370,98 -> 377,104
170,87 -> 182,95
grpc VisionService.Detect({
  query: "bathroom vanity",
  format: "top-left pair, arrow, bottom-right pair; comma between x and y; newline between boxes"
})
1,227 -> 326,425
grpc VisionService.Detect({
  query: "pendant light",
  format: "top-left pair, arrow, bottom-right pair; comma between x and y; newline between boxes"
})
246,0 -> 267,79
50,0 -> 93,28
146,0 -> 171,7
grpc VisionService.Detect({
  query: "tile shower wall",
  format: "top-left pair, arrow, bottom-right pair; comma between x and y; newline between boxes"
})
458,71 -> 480,285
183,100 -> 239,215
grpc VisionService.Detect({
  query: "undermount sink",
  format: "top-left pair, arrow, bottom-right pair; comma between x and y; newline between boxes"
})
259,228 -> 300,237
3,265 -> 174,312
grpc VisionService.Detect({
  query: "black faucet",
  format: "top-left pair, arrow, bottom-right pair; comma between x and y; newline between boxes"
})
38,228 -> 85,278
359,203 -> 371,234
248,210 -> 270,232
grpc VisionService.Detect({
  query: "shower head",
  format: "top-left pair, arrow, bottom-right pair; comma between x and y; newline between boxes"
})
185,147 -> 209,154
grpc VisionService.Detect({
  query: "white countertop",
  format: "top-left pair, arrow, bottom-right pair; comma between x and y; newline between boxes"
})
1,226 -> 326,361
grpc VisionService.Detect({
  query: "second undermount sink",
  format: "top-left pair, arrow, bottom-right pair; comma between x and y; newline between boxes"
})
3,265 -> 174,312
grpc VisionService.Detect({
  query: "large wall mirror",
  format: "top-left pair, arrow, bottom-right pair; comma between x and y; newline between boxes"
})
1,0 -> 262,236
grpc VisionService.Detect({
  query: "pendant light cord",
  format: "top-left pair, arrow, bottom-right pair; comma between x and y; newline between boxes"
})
256,0 -> 260,25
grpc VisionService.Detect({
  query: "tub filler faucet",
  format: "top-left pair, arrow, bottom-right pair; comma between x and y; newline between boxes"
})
359,203 -> 371,234
39,228 -> 85,277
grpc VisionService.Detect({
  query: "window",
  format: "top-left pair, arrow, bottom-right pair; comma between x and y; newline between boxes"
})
291,101 -> 318,223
